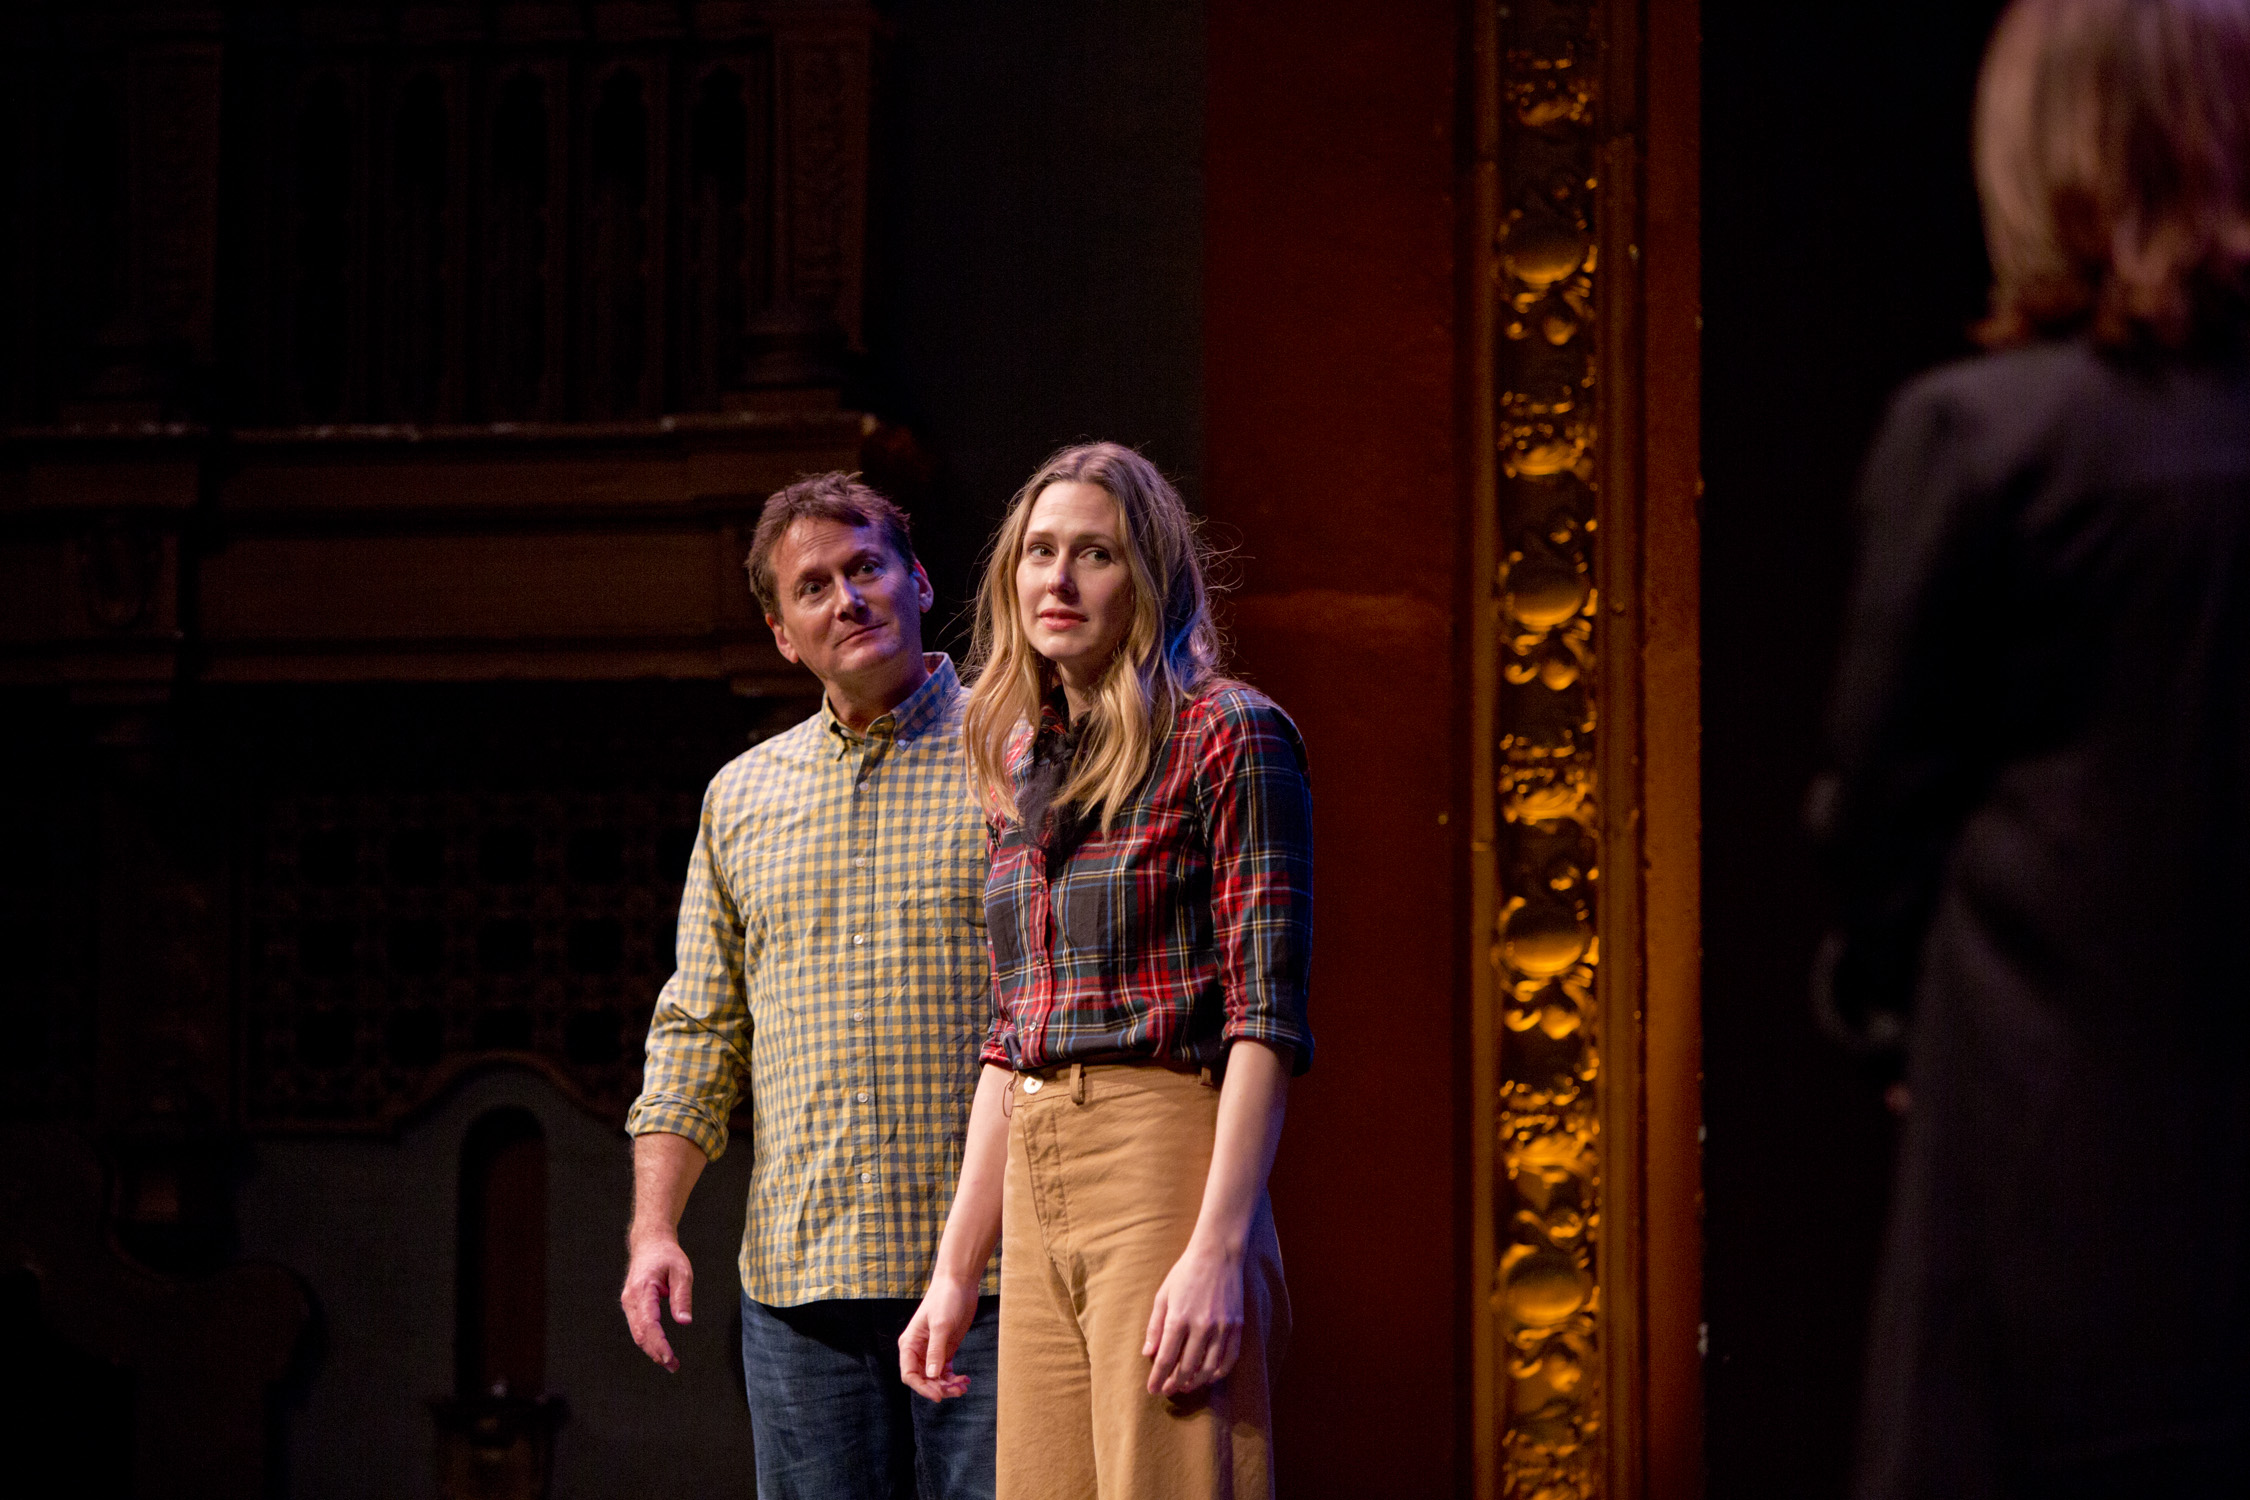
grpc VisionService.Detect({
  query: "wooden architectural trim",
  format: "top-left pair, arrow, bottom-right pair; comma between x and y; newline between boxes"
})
1468,1 -> 1701,1495
0,409 -> 866,693
1464,0 -> 1504,1490
1639,0 -> 1705,1490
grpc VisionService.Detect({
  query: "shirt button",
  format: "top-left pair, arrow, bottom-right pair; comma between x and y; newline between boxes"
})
852,933 -> 866,945
854,856 -> 871,868
851,1009 -> 866,1022
1022,1076 -> 1043,1094
860,1171 -> 874,1183
855,1090 -> 869,1103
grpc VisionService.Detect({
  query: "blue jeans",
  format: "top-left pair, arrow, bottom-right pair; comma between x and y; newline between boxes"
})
739,1292 -> 999,1500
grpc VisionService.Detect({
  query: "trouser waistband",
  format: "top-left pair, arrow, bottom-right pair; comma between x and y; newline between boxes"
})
1008,1059 -> 1218,1109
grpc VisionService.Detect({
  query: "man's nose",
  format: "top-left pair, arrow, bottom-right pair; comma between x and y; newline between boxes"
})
837,577 -> 869,614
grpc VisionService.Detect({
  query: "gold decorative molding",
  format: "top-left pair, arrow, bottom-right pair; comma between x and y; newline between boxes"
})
1470,0 -> 1700,1496
1490,0 -> 1609,1490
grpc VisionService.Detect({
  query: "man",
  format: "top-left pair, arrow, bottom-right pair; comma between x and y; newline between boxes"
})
620,472 -> 998,1499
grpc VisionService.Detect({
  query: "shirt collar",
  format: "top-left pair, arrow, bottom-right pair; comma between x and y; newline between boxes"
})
1033,686 -> 1077,754
820,653 -> 958,755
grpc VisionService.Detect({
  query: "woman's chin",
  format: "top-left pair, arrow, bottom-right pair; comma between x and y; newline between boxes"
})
1036,650 -> 1100,684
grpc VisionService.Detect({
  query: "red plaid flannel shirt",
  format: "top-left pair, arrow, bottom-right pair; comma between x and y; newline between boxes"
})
979,680 -> 1315,1076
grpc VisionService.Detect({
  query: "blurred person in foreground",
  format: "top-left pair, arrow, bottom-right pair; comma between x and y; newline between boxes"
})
897,442 -> 1314,1498
1811,1 -> 2250,1495
619,474 -> 997,1499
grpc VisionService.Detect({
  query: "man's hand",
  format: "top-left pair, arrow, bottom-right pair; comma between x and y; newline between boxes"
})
621,1131 -> 709,1374
621,1231 -> 696,1372
1142,1236 -> 1246,1396
899,1273 -> 981,1400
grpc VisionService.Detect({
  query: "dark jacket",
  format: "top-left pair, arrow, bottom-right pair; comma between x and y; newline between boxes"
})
1816,337 -> 2250,1499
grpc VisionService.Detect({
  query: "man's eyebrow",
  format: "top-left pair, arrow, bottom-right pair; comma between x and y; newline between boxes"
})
793,546 -> 885,583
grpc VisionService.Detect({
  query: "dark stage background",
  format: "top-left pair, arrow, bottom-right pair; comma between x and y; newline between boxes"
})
1701,2 -> 2009,1494
0,0 -> 2019,1495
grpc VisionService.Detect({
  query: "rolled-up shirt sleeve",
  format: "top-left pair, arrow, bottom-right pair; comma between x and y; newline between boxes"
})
625,785 -> 753,1160
1197,693 -> 1317,1075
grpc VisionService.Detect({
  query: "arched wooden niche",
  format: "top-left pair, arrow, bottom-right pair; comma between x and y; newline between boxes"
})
456,1106 -> 547,1400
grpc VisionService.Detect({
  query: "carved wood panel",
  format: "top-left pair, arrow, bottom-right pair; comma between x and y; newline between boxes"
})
222,4 -> 862,426
1472,1 -> 1700,1496
234,683 -> 801,1132
0,717 -> 98,1122
1487,3 -> 1611,1493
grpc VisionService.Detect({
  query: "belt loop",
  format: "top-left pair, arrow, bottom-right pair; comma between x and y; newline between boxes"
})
1070,1062 -> 1087,1105
1198,1064 -> 1215,1089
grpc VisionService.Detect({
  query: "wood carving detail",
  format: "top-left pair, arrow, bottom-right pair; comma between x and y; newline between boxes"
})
220,9 -> 855,424
1492,1 -> 1606,1495
236,687 -> 789,1132
776,32 -> 870,348
76,514 -> 164,632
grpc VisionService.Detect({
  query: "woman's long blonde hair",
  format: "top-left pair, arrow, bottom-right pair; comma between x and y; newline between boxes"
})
965,442 -> 1222,830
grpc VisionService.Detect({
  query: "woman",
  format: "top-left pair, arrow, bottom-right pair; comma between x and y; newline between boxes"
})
899,442 -> 1313,1498
1814,2 -> 2250,1496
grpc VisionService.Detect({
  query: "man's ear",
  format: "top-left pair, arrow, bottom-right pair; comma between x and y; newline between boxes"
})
766,612 -> 801,664
912,560 -> 935,614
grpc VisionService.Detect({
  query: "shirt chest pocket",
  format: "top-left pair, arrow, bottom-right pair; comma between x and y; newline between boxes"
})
728,807 -> 814,945
896,810 -> 988,959
1051,808 -> 1203,974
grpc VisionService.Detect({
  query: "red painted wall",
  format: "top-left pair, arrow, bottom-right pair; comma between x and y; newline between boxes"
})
1205,5 -> 1467,1493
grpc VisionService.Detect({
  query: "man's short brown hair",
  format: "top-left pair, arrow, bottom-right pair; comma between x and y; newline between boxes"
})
744,472 -> 918,617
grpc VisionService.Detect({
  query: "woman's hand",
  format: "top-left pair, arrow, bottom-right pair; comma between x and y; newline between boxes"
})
1143,1235 -> 1246,1396
899,1272 -> 982,1400
1143,1039 -> 1289,1397
899,1064 -> 1013,1402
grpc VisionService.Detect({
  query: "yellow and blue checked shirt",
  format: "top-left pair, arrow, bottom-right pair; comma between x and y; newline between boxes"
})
626,655 -> 997,1305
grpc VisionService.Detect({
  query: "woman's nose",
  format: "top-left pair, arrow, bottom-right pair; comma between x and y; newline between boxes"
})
1043,561 -> 1075,598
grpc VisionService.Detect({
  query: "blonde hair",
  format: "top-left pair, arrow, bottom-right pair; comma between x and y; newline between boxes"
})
965,443 -> 1222,830
1975,0 -> 2250,350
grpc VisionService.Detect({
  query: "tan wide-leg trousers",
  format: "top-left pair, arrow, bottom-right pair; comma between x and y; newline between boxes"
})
997,1063 -> 1290,1500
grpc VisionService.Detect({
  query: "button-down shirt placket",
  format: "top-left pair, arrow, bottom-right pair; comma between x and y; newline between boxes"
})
842,716 -> 885,1286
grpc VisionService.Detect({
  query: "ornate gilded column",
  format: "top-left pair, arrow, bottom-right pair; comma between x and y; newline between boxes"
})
1468,1 -> 1702,1496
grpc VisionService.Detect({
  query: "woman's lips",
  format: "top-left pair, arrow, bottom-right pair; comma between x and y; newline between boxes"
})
1038,610 -> 1088,627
